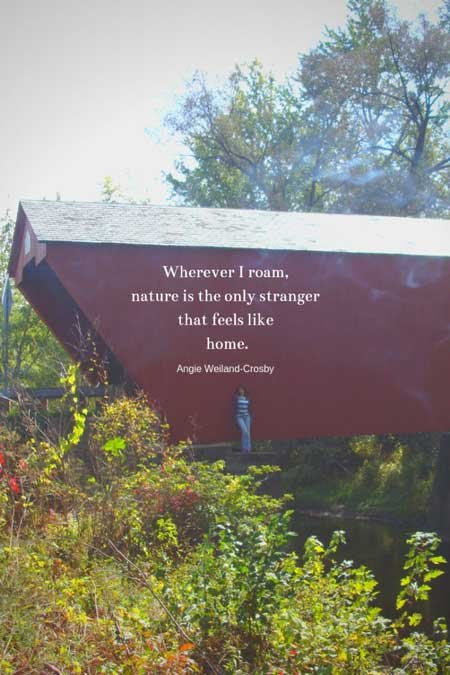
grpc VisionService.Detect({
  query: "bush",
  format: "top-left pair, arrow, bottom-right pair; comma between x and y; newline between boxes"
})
0,371 -> 448,673
87,392 -> 170,479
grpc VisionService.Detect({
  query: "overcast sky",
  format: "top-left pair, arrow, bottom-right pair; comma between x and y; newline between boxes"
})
0,0 -> 442,219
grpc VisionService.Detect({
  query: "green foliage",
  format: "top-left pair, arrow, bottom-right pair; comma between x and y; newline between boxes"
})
396,532 -> 446,622
165,61 -> 307,211
0,213 -> 70,388
88,392 -> 169,480
166,0 -> 450,216
165,511 -> 298,669
0,372 -> 448,672
101,175 -> 124,203
299,0 -> 450,216
272,531 -> 393,673
101,176 -> 151,205
284,433 -> 439,520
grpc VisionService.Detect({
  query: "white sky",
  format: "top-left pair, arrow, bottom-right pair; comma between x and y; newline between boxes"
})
0,0 -> 442,220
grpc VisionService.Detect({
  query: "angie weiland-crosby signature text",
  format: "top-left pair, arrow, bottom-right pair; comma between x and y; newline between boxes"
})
176,364 -> 275,375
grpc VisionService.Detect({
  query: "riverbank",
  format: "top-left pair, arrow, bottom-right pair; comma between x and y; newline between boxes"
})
294,505 -> 414,526
277,432 -> 441,528
286,475 -> 430,526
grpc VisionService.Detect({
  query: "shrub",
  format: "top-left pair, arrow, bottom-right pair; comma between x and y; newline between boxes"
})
88,392 -> 170,479
0,371 -> 448,673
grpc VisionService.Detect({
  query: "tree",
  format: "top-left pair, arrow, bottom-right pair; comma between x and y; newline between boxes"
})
101,176 -> 151,205
165,0 -> 450,217
0,212 -> 69,388
166,62 -> 312,211
440,0 -> 450,30
299,0 -> 450,216
101,175 -> 124,203
165,61 -> 356,212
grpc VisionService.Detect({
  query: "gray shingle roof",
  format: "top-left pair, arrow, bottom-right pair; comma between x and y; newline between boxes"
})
19,199 -> 450,257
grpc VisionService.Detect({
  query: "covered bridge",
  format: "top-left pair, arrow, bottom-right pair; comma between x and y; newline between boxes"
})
8,199 -> 450,443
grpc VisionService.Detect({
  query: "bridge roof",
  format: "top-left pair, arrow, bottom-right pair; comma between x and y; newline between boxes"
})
15,199 -> 450,257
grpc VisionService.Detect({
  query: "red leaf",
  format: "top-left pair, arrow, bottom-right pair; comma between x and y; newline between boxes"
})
8,477 -> 21,495
179,643 -> 195,652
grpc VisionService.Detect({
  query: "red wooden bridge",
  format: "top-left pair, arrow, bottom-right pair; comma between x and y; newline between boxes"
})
8,200 -> 450,444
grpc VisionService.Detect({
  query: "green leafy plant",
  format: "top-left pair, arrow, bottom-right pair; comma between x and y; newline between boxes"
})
0,377 -> 448,673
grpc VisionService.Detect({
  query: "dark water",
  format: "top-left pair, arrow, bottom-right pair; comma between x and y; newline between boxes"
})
292,512 -> 450,626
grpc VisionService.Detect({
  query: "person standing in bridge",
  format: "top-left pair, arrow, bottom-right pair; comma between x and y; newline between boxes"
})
234,385 -> 252,453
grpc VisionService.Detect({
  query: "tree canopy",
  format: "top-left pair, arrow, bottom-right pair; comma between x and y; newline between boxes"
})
0,213 -> 69,389
165,0 -> 450,217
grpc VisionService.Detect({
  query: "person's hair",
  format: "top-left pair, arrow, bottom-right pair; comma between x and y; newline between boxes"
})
235,384 -> 249,397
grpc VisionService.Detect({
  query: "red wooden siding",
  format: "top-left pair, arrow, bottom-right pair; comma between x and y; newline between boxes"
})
25,241 -> 450,443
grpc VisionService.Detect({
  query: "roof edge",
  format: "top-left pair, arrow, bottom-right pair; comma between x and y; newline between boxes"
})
17,198 -> 450,224
8,202 -> 27,277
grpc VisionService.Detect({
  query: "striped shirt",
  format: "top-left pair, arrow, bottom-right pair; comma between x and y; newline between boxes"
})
235,395 -> 250,417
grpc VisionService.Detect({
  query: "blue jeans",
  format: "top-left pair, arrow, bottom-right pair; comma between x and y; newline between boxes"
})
236,414 -> 251,452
